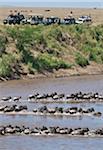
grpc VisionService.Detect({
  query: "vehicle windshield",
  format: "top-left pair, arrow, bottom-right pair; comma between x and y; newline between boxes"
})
7,16 -> 14,19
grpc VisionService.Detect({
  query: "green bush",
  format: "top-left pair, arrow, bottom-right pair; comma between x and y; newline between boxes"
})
34,53 -> 71,72
48,27 -> 62,41
0,35 -> 7,55
89,51 -> 97,62
75,25 -> 84,34
34,33 -> 47,46
0,54 -> 16,77
11,26 -> 47,51
28,62 -> 36,74
7,27 -> 18,40
20,47 -> 34,64
89,47 -> 103,63
75,53 -> 89,67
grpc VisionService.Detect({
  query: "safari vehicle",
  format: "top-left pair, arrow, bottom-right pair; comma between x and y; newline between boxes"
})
75,19 -> 84,24
79,16 -> 92,22
61,17 -> 76,25
75,15 -> 92,24
3,13 -> 24,25
21,16 -> 32,24
21,13 -> 44,25
44,16 -> 61,25
30,14 -> 44,25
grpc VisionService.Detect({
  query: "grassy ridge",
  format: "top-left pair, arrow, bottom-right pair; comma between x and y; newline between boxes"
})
0,24 -> 103,79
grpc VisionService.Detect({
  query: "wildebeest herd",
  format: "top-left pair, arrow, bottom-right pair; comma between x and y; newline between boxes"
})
27,92 -> 103,103
1,125 -> 103,137
0,91 -> 103,137
1,92 -> 103,103
3,12 -> 92,25
0,105 -> 102,117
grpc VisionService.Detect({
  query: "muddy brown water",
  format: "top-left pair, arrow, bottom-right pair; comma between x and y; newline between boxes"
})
0,75 -> 103,150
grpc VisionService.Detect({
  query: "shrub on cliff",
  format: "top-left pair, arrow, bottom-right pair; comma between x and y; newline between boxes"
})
75,53 -> 89,67
36,53 -> 71,71
0,35 -> 7,56
0,54 -> 17,77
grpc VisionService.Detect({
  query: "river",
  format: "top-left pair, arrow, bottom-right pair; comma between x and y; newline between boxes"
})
0,75 -> 103,150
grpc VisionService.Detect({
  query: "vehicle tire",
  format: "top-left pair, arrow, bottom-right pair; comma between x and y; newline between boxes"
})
13,20 -> 16,25
9,22 -> 12,25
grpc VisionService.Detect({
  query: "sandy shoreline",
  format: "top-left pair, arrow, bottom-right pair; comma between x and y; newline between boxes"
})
0,7 -> 103,25
0,67 -> 103,82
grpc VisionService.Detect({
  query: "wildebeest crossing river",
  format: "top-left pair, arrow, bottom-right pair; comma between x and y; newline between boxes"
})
0,75 -> 103,150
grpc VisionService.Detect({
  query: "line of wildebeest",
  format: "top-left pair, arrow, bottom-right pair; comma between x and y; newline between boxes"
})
1,92 -> 103,103
0,105 -> 102,117
3,12 -> 92,25
1,91 -> 103,137
1,125 -> 103,137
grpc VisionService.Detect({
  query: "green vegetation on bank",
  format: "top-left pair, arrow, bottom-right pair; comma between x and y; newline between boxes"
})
0,24 -> 103,78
